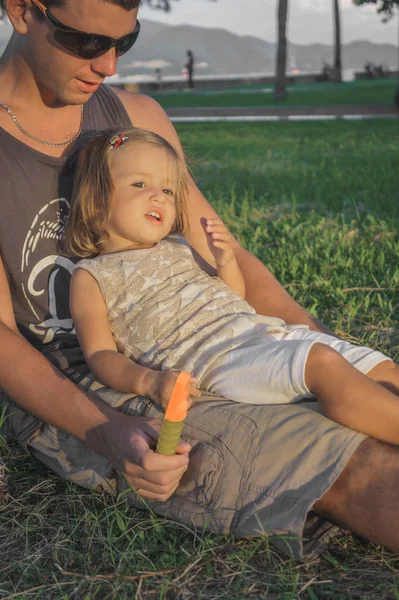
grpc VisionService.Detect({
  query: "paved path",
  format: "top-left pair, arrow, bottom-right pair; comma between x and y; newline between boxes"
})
166,103 -> 398,122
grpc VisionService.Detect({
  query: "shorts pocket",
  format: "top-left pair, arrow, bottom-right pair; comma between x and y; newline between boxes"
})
174,441 -> 224,507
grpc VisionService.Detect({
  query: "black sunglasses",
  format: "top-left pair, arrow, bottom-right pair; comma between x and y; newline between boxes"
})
31,0 -> 140,59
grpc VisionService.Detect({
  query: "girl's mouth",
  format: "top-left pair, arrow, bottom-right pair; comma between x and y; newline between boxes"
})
146,210 -> 163,223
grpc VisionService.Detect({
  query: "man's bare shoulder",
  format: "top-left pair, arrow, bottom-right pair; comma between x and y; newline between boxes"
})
112,88 -> 175,140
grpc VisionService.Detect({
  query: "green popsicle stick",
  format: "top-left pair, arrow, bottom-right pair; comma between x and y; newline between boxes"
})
156,419 -> 185,456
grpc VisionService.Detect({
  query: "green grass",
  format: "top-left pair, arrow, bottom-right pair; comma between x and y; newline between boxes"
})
1,119 -> 399,598
151,78 -> 398,109
180,120 -> 399,342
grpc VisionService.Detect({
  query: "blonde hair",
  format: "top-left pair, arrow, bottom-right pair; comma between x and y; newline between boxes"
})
63,127 -> 189,258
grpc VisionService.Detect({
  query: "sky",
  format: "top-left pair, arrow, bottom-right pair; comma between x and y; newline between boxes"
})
0,0 -> 398,46
137,0 -> 399,45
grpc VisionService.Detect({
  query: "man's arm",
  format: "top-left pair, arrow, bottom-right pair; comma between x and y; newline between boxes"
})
0,258 -> 190,500
116,90 -> 333,334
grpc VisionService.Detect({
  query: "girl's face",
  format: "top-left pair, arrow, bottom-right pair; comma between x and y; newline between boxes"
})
104,142 -> 178,253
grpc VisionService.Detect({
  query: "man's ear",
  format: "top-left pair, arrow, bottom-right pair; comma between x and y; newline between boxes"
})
6,0 -> 31,34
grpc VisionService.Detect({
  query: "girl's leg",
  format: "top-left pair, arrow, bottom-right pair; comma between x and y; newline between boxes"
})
366,360 -> 399,396
306,344 -> 399,444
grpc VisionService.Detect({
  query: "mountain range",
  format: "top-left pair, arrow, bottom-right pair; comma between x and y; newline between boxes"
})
1,18 -> 397,77
117,20 -> 398,77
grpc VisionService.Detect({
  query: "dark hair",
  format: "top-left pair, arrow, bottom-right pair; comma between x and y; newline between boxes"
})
0,0 -> 139,15
63,127 -> 189,258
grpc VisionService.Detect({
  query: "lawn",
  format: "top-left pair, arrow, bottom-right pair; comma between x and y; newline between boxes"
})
1,119 -> 399,598
151,78 -> 398,109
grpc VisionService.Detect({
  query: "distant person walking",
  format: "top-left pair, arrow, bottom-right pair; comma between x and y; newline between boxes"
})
185,50 -> 195,89
154,68 -> 162,91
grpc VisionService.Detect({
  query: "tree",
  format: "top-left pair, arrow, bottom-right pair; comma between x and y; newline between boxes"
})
333,0 -> 342,82
353,0 -> 398,18
353,0 -> 399,108
140,0 -> 177,11
274,0 -> 289,100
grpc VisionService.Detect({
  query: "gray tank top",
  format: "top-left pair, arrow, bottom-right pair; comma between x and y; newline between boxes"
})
0,85 -> 132,347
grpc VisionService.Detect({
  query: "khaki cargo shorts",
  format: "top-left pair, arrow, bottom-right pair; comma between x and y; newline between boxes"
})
0,341 -> 366,560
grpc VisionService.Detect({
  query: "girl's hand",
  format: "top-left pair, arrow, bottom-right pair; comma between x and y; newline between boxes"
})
143,369 -> 201,411
203,218 -> 235,267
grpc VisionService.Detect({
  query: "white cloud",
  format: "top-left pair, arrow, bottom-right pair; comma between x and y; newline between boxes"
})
296,0 -> 330,14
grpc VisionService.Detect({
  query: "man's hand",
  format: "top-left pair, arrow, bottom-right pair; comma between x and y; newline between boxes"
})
142,369 -> 200,410
88,412 -> 192,501
203,217 -> 236,267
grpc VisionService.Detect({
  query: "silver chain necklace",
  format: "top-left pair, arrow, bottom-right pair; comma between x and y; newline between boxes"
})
0,102 -> 84,148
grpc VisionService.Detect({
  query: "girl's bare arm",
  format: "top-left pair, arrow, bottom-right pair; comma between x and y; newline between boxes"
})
70,267 -> 152,395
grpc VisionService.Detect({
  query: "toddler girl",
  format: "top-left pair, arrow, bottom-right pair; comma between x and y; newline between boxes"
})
65,127 -> 399,444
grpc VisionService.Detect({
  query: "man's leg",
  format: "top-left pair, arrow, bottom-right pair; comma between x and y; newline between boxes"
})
6,387 -> 398,557
314,438 -> 399,552
3,342 -> 395,558
123,396 -> 369,559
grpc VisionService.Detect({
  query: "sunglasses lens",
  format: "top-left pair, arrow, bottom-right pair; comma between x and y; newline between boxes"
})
116,23 -> 140,57
115,34 -> 135,57
53,21 -> 140,59
53,30 -> 107,58
76,37 -> 111,59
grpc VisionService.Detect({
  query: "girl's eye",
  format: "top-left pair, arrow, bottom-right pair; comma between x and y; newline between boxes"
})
163,189 -> 174,196
133,182 -> 145,188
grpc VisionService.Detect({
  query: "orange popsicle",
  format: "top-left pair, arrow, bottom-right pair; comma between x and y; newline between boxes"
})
156,372 -> 191,455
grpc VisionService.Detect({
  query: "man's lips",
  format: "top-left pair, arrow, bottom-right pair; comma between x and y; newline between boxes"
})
76,78 -> 103,92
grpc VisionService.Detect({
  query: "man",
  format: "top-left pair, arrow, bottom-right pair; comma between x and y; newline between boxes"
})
185,49 -> 194,89
0,0 -> 398,558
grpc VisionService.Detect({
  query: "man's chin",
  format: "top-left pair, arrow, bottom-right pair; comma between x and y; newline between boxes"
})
58,89 -> 97,107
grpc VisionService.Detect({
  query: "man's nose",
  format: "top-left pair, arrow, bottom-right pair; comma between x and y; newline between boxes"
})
91,48 -> 117,78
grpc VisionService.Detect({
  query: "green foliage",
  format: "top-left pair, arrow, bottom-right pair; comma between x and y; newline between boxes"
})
353,0 -> 399,20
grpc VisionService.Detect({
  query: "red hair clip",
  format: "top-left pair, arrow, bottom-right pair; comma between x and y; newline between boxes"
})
108,133 -> 128,149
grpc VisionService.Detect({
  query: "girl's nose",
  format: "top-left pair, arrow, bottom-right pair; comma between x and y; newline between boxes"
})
151,189 -> 166,203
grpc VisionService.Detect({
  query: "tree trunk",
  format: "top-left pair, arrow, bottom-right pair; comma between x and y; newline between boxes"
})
395,14 -> 399,110
274,0 -> 289,100
333,0 -> 342,82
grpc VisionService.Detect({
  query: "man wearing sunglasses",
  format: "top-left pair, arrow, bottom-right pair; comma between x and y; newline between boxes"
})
0,0 -> 398,559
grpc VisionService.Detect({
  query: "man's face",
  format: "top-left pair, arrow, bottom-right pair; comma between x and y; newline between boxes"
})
23,0 -> 138,105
